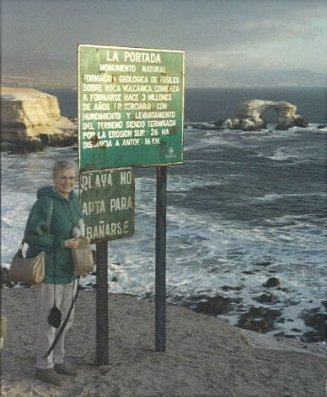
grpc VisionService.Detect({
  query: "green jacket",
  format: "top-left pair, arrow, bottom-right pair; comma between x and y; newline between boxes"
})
24,186 -> 82,284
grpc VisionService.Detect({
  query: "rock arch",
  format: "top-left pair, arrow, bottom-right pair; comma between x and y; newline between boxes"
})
223,99 -> 308,131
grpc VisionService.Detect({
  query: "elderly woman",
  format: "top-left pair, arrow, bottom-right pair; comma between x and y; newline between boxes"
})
24,159 -> 83,386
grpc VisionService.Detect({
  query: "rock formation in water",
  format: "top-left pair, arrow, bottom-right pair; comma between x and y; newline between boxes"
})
1,87 -> 76,152
221,99 -> 308,131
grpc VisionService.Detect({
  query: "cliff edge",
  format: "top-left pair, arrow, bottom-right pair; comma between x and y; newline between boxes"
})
1,87 -> 76,152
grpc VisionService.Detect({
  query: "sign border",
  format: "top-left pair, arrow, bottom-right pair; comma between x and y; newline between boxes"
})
79,167 -> 135,243
77,43 -> 185,170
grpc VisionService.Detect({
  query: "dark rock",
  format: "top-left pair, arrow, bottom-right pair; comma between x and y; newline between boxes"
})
301,331 -> 325,343
190,294 -> 242,316
256,261 -> 273,267
263,277 -> 281,288
237,306 -> 281,333
1,267 -> 16,288
242,270 -> 256,275
213,120 -> 224,127
292,116 -> 308,128
300,308 -> 326,342
253,293 -> 279,304
221,285 -> 242,291
193,295 -> 233,315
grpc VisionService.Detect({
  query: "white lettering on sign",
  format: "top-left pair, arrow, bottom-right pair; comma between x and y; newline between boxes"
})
122,85 -> 152,93
83,84 -> 103,92
124,103 -> 151,111
80,172 -> 113,191
122,138 -> 140,146
134,111 -> 176,119
82,200 -> 106,215
99,64 -> 136,73
106,51 -> 120,62
120,171 -> 133,185
85,221 -> 129,239
83,112 -> 121,121
90,93 -> 122,101
123,51 -> 161,64
108,130 -> 133,139
148,93 -> 172,101
119,75 -> 149,83
93,103 -> 111,111
125,120 -> 146,128
110,196 -> 133,212
104,85 -> 121,92
124,94 -> 139,101
147,119 -> 176,127
83,74 -> 115,83
141,65 -> 166,73
97,121 -> 123,129
160,76 -> 180,84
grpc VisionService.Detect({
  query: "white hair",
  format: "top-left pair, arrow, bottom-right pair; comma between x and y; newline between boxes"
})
53,159 -> 78,177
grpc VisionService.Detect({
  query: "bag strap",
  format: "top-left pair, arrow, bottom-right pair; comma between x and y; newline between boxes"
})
43,277 -> 80,359
22,198 -> 54,246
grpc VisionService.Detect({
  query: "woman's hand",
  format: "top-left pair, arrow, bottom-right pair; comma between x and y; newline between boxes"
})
64,237 -> 80,249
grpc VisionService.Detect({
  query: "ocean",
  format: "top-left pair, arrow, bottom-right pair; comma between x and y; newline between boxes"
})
1,87 -> 326,341
45,86 -> 327,124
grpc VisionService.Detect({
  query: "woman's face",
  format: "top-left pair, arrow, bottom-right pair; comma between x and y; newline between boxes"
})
53,167 -> 77,197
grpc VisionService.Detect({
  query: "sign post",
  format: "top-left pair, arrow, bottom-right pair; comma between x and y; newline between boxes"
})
155,166 -> 167,351
78,44 -> 185,359
79,168 -> 135,365
95,240 -> 109,365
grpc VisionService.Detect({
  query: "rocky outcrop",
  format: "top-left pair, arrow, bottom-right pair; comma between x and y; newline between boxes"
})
220,99 -> 308,131
1,87 -> 77,152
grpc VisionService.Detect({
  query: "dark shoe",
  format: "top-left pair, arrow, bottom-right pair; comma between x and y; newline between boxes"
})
35,368 -> 63,386
54,362 -> 78,376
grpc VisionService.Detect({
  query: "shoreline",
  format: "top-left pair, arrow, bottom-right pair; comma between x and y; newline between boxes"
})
1,262 -> 326,344
1,287 -> 326,397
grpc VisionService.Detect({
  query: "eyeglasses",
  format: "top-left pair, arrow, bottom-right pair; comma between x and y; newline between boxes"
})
58,177 -> 77,182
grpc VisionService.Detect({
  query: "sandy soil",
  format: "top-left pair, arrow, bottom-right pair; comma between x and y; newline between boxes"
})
1,288 -> 326,397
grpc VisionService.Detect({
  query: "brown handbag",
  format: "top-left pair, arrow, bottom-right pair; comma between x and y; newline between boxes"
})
71,237 -> 95,276
9,243 -> 45,284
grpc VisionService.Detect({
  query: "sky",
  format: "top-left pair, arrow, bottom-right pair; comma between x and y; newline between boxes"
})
1,0 -> 326,88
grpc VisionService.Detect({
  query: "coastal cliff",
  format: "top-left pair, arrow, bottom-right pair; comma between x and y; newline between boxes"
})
1,87 -> 76,152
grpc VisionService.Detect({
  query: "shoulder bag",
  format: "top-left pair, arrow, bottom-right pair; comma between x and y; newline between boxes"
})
9,242 -> 45,284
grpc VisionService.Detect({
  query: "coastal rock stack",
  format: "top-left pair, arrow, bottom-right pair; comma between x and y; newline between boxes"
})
222,99 -> 308,131
1,87 -> 76,152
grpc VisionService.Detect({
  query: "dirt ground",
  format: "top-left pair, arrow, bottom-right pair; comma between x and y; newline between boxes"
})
1,288 -> 326,397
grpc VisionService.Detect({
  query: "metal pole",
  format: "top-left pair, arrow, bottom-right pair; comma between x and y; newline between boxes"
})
96,241 -> 109,365
155,166 -> 167,351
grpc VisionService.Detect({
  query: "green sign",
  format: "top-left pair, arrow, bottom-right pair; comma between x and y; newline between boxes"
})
78,44 -> 185,170
80,168 -> 135,242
